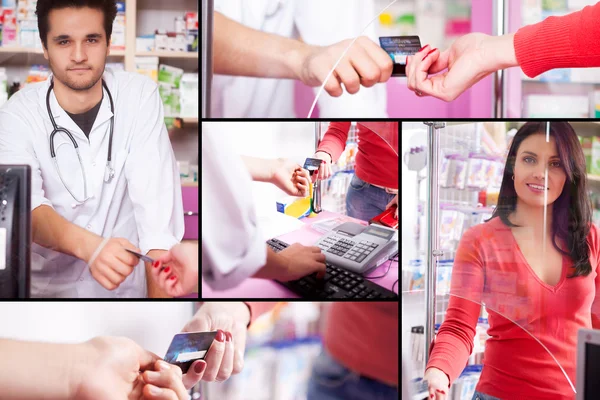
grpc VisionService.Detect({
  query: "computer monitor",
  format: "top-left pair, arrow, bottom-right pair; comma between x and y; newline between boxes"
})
0,165 -> 31,298
576,328 -> 600,400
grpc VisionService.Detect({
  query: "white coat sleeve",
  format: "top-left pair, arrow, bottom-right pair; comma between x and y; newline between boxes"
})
124,79 -> 184,254
294,0 -> 388,118
0,107 -> 53,211
201,126 -> 267,290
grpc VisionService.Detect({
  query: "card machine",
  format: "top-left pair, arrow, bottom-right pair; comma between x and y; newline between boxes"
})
315,222 -> 398,274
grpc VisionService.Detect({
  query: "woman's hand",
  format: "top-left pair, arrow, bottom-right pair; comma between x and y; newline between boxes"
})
141,360 -> 191,400
153,243 -> 199,297
179,302 -> 251,387
423,367 -> 450,400
406,33 -> 518,102
311,151 -> 333,182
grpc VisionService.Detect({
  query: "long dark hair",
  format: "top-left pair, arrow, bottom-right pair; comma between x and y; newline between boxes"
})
489,122 -> 592,277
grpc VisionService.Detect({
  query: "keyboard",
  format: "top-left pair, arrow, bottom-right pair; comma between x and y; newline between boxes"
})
267,238 -> 398,299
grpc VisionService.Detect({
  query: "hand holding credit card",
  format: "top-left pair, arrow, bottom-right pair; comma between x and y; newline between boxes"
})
164,331 -> 218,374
379,36 -> 422,76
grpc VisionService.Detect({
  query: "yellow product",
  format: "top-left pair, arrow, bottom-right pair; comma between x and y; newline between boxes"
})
276,195 -> 311,219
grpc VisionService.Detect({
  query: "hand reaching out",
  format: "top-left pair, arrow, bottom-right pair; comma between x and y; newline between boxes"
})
271,158 -> 311,197
153,242 -> 199,297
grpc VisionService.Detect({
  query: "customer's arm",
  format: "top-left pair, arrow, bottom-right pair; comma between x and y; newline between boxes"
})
0,336 -> 160,400
213,12 -> 393,97
424,226 -> 484,397
406,3 -> 600,101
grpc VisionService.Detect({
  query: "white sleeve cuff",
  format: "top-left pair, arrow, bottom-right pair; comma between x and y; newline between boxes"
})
140,234 -> 181,255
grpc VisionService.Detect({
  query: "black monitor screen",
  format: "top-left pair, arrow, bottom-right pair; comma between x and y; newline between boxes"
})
0,165 -> 31,298
585,342 -> 600,398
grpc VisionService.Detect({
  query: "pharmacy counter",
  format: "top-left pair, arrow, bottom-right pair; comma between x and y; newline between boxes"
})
202,211 -> 399,298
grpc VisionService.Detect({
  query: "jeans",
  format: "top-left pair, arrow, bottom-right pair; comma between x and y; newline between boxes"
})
471,390 -> 501,400
345,174 -> 396,222
306,350 -> 398,400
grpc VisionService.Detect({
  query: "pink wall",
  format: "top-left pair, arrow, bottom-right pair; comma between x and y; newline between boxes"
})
294,0 -> 498,118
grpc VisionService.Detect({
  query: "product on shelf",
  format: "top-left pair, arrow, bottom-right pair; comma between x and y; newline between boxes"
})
179,73 -> 198,118
0,67 -> 8,107
154,29 -> 168,51
526,94 -> 589,118
110,1 -> 125,51
592,91 -> 600,118
24,64 -> 49,84
157,64 -> 184,117
2,8 -> 17,47
440,154 -> 467,189
135,56 -> 159,82
136,34 -> 154,52
582,136 -> 600,175
185,11 -> 197,52
450,365 -> 482,400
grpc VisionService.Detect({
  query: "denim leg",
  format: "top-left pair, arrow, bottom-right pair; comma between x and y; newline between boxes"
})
345,174 -> 395,222
306,350 -> 398,400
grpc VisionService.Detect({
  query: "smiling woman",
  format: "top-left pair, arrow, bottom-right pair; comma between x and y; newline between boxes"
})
491,122 -> 591,278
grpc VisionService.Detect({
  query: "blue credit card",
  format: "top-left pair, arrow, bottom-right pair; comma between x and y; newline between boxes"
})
379,36 -> 422,76
164,331 -> 218,373
303,157 -> 323,172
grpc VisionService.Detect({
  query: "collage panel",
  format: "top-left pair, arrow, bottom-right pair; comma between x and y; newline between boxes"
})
202,0 -> 600,119
0,0 -> 200,300
0,301 -> 398,400
201,121 -> 399,300
402,121 -> 600,400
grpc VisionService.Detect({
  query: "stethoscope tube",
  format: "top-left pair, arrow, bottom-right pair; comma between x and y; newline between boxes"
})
46,78 -> 115,205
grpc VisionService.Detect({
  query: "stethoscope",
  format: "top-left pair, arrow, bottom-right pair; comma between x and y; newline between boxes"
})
47,79 -> 115,206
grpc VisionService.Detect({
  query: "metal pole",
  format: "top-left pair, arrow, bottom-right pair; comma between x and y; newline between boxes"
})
201,0 -> 214,119
423,121 -> 444,364
492,0 -> 508,118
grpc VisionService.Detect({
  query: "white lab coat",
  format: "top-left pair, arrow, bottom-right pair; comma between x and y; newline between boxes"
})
201,126 -> 267,290
0,69 -> 184,298
212,0 -> 388,118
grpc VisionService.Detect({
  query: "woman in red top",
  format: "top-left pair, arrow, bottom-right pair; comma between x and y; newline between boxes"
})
405,3 -> 600,101
425,122 -> 600,399
312,122 -> 399,220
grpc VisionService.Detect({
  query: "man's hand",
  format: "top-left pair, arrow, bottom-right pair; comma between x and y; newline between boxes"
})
152,243 -> 199,297
180,302 -> 251,388
255,244 -> 326,282
296,36 -> 394,97
72,336 -> 160,400
269,158 -> 311,197
86,237 -> 140,290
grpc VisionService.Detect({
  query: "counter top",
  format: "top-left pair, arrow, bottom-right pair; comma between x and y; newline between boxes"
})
201,211 -> 398,298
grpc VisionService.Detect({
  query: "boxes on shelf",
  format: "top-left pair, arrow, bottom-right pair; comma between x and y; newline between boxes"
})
24,64 -> 49,84
136,34 -> 154,52
179,73 -> 198,118
0,67 -> 8,107
110,1 -> 125,51
134,56 -> 158,82
154,29 -> 167,51
591,91 -> 600,118
158,64 -> 183,116
2,8 -> 17,46
581,136 -> 600,175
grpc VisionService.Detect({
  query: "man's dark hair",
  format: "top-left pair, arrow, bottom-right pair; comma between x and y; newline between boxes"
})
36,0 -> 118,48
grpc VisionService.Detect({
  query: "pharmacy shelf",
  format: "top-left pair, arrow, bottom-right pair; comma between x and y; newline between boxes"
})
588,174 -> 600,183
135,51 -> 197,59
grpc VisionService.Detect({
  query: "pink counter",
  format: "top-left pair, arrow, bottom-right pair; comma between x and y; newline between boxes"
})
201,211 -> 399,298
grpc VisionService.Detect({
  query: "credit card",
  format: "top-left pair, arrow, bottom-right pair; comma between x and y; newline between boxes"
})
125,249 -> 155,264
164,331 -> 218,373
303,157 -> 323,172
378,36 -> 422,77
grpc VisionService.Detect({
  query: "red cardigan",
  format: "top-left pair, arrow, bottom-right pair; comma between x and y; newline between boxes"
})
426,217 -> 600,399
515,3 -> 600,77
